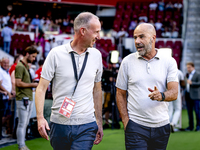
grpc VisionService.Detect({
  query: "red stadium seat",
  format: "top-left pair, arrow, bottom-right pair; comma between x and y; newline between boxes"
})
174,41 -> 182,49
116,1 -> 125,11
165,11 -> 172,19
165,41 -> 174,49
131,11 -> 138,20
149,10 -> 156,22
105,39 -> 112,46
142,2 -> 149,13
157,11 -> 164,22
156,40 -> 165,48
125,2 -> 133,11
133,2 -> 141,13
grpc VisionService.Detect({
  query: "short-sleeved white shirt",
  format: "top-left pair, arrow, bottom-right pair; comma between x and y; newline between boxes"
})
0,67 -> 12,99
116,50 -> 178,127
41,42 -> 103,125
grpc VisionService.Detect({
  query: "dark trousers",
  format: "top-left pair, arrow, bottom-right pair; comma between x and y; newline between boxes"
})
125,120 -> 170,150
49,121 -> 98,150
0,93 -> 3,138
185,92 -> 200,129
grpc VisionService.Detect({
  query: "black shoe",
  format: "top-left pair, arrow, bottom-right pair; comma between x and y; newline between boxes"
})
170,124 -> 174,133
195,126 -> 200,131
103,123 -> 110,129
184,127 -> 193,131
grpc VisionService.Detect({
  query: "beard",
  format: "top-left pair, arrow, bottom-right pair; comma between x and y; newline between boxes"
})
137,38 -> 153,56
27,56 -> 32,63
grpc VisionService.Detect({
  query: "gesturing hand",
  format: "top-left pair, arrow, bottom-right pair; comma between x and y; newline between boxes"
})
148,86 -> 162,101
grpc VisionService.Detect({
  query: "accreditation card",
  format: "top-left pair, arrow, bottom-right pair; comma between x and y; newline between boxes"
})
59,97 -> 76,118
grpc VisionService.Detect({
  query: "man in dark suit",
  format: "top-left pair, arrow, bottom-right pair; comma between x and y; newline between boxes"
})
185,62 -> 200,131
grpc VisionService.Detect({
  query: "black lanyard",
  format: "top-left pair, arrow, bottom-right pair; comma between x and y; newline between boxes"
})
70,52 -> 88,97
20,60 -> 32,82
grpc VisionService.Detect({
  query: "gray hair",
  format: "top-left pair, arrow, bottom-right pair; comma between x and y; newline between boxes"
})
74,12 -> 99,32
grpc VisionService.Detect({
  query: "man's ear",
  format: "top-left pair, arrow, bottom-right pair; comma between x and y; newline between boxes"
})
80,28 -> 85,36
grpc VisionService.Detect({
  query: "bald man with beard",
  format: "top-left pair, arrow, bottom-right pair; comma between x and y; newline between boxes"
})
116,23 -> 178,150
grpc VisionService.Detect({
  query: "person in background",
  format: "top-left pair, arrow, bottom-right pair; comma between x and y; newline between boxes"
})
15,46 -> 38,150
168,68 -> 185,132
184,62 -> 200,131
116,23 -> 178,150
51,37 -> 58,49
0,58 -> 13,138
1,23 -> 13,54
44,39 -> 51,59
34,60 -> 44,83
158,0 -> 165,11
149,1 -> 158,11
36,41 -> 43,63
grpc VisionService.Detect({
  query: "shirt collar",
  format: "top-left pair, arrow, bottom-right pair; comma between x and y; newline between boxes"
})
1,67 -> 9,73
191,70 -> 195,75
65,40 -> 90,55
137,49 -> 160,61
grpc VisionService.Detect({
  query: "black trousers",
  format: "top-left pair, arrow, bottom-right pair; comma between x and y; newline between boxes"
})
185,92 -> 200,129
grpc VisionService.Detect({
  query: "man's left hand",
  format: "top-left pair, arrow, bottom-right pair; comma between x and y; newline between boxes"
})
94,124 -> 103,145
148,86 -> 162,101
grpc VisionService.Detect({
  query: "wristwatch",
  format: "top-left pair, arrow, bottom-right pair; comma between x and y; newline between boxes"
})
160,92 -> 165,101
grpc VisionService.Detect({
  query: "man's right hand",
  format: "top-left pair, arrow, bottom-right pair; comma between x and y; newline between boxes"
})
32,82 -> 38,88
123,118 -> 129,130
37,117 -> 50,140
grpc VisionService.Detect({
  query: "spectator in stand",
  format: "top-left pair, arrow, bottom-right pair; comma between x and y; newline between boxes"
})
30,14 -> 40,32
138,11 -> 148,23
46,17 -> 51,26
1,23 -> 13,54
2,12 -> 11,27
51,37 -> 58,49
40,16 -> 46,29
68,19 -> 74,34
138,19 -> 146,25
36,41 -> 43,63
44,39 -> 51,59
62,18 -> 69,26
154,19 -> 163,31
34,59 -> 44,83
129,19 -> 138,31
162,27 -> 172,38
163,17 -> 171,31
149,1 -> 158,11
165,1 -> 174,12
171,27 -> 179,38
158,0 -> 165,11
42,22 -> 49,32
32,41 -> 37,49
20,13 -> 28,24
174,1 -> 183,12
149,19 -> 155,27
116,27 -> 129,39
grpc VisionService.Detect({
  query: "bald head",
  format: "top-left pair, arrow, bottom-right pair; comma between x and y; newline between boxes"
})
74,12 -> 99,32
1,57 -> 9,70
135,23 -> 156,36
